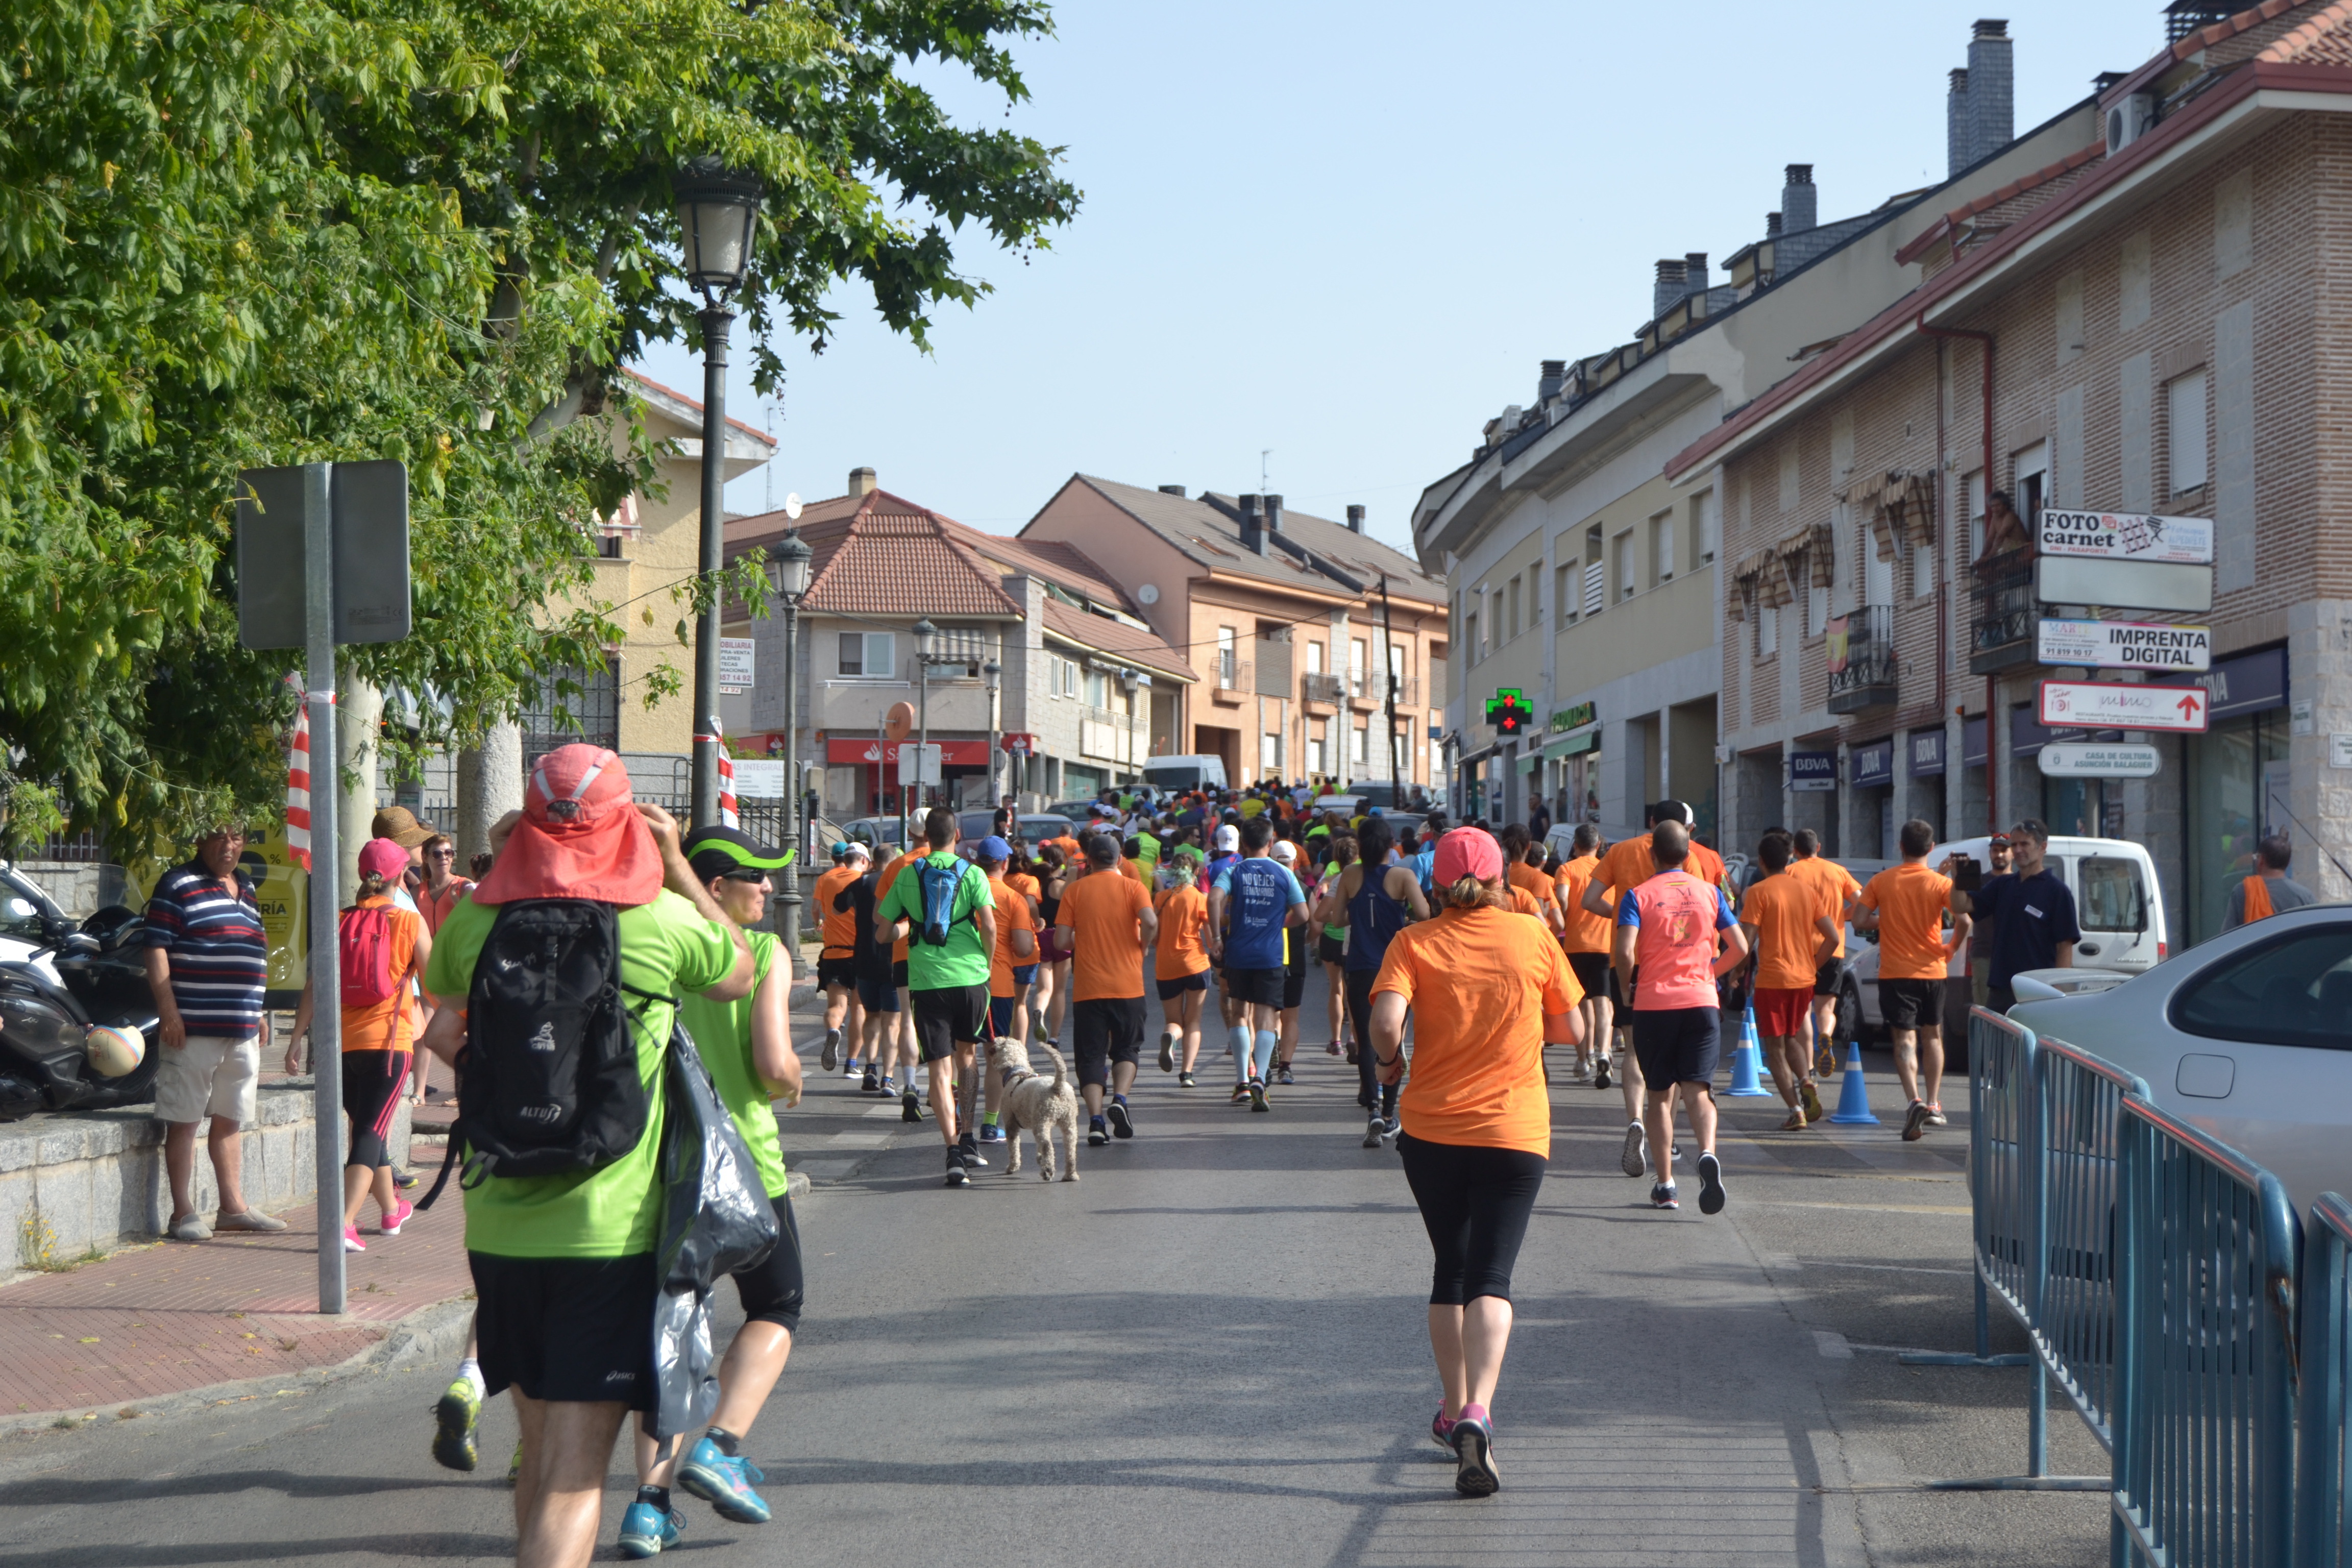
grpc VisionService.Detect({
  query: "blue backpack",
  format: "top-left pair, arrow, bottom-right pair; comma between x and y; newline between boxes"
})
917,856 -> 971,946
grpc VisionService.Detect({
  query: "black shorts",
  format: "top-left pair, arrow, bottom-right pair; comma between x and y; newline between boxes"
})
469,1251 -> 657,1409
1282,944 -> 1309,1011
1072,996 -> 1145,1087
855,972 -> 900,1012
1566,952 -> 1610,1001
1878,976 -> 1945,1031
892,959 -> 910,991
1317,933 -> 1345,965
1812,958 -> 1843,998
1397,1135 -> 1548,1306
1223,966 -> 1287,1009
818,954 -> 859,990
1156,971 -> 1208,1001
911,983 -> 991,1062
733,1192 -> 804,1334
1632,1006 -> 1721,1089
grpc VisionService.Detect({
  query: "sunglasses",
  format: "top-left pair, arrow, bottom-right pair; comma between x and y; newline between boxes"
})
719,868 -> 772,885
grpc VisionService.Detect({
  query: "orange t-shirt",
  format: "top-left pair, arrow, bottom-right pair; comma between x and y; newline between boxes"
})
987,874 -> 1036,999
1154,884 -> 1210,980
1056,871 -> 1150,1001
1372,907 -> 1583,1156
1555,853 -> 1612,952
1508,885 -> 1550,923
1857,862 -> 1955,981
879,847 -> 925,964
1787,855 -> 1861,959
814,865 -> 860,958
1115,856 -> 1145,887
1008,871 -> 1042,917
1741,872 -> 1826,991
1045,835 -> 1081,868
340,896 -> 422,1053
1597,831 -> 1727,898
1507,864 -> 1558,926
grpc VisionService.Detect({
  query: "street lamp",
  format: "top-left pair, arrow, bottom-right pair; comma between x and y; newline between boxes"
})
912,618 -> 937,828
983,658 -> 1001,807
677,157 -> 766,828
772,528 -> 813,946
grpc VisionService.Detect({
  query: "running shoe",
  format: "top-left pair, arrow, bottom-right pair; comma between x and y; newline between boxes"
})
1816,1044 -> 1839,1079
342,1224 -> 367,1254
978,1122 -> 1005,1144
1325,1038 -> 1342,1057
1087,1115 -> 1110,1146
393,1167 -> 420,1191
1430,1409 -> 1457,1452
1363,1113 -> 1386,1149
1248,1077 -> 1270,1114
1158,1035 -> 1175,1073
379,1198 -> 414,1236
1452,1405 -> 1500,1497
618,1499 -> 684,1558
1107,1098 -> 1134,1139
431,1378 -> 481,1471
1570,1058 -> 1591,1082
507,1440 -> 522,1487
1651,1182 -> 1679,1210
958,1134 -> 989,1169
677,1436 -> 773,1524
944,1148 -> 969,1187
1594,1055 -> 1612,1090
1800,1080 -> 1825,1124
1356,1088 -> 1379,1110
1697,1152 -> 1727,1216
1780,1108 -> 1809,1132
1231,1082 -> 1252,1105
1620,1122 -> 1648,1178
845,1059 -> 863,1081
876,1074 -> 896,1097
1178,1071 -> 1197,1088
901,1086 -> 923,1123
821,1029 -> 841,1072
1925,1101 -> 1948,1127
1277,1064 -> 1295,1086
1902,1099 -> 1930,1142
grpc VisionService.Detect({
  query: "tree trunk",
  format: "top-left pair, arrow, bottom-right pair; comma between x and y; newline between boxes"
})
336,675 -> 384,888
457,722 -> 524,867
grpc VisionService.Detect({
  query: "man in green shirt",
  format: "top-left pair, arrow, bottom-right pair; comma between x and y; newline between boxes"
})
415,746 -> 750,1568
875,806 -> 998,1187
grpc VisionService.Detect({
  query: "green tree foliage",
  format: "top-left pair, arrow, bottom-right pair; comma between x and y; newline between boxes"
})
0,0 -> 1075,860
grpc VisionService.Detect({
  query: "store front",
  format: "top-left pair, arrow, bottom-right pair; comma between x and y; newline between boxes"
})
1959,715 -> 1989,838
1544,710 -> 1601,826
1905,728 -> 1946,843
2009,706 -> 2126,839
2183,646 -> 2291,948
1850,738 -> 1894,859
824,736 -> 995,819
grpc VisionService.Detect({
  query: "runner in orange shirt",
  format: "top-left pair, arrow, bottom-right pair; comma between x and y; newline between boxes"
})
1853,819 -> 1971,1141
1152,846 -> 1212,1085
1552,824 -> 1614,1085
1786,828 -> 1861,1078
812,844 -> 866,1076
1737,833 -> 1840,1130
1056,834 -> 1159,1143
873,838 -> 928,1111
974,836 -> 1036,1153
1499,825 -> 1563,938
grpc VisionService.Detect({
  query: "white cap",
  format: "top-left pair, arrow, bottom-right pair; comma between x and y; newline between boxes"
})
841,840 -> 872,863
1214,823 -> 1239,851
1270,840 -> 1298,864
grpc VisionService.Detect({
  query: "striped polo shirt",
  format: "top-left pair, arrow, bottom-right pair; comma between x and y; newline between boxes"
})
142,865 -> 269,1040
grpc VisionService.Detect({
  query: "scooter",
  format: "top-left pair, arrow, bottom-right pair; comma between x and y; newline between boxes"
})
0,906 -> 162,1120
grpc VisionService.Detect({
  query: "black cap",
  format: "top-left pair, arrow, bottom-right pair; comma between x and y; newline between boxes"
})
682,824 -> 795,883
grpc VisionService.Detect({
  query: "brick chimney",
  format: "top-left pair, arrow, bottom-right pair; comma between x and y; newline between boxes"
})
848,465 -> 877,496
1968,20 -> 2013,166
1780,166 -> 1817,235
1683,253 -> 1709,299
1239,494 -> 1266,555
1947,67 -> 1973,175
1653,259 -> 1688,322
1345,505 -> 1366,534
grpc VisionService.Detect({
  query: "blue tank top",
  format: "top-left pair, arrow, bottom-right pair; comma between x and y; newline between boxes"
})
1345,865 -> 1411,971
1220,857 -> 1297,969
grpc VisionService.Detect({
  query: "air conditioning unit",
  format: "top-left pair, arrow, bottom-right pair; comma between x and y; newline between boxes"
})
2106,92 -> 2157,156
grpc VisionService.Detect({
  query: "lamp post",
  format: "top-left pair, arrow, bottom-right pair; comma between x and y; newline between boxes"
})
983,658 -> 1002,810
912,617 -> 937,827
772,528 -> 813,945
676,158 -> 765,828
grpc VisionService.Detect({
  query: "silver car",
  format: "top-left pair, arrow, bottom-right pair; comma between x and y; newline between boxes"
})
2004,902 -> 2352,1215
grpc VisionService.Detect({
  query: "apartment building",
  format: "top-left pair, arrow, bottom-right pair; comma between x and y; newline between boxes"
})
1021,478 -> 1447,790
1415,18 -> 2095,836
1673,0 -> 2352,943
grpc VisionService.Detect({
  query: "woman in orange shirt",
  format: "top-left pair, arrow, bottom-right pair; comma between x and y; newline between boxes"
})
1369,828 -> 1582,1499
1152,846 -> 1211,1086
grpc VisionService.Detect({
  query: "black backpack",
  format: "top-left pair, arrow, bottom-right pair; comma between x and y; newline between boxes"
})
419,898 -> 666,1205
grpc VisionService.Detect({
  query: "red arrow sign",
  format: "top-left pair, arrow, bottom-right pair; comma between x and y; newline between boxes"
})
2176,691 -> 2203,723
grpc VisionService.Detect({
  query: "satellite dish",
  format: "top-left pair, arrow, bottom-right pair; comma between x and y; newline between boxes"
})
783,492 -> 804,521
1137,583 -> 1160,606
884,701 -> 915,742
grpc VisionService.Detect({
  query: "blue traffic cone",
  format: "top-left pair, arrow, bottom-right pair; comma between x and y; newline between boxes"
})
1725,1003 -> 1771,1096
1827,1041 -> 1881,1124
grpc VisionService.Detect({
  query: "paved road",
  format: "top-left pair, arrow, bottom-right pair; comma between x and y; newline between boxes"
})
0,967 -> 2110,1566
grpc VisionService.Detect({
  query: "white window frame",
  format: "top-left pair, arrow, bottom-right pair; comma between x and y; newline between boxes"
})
1757,602 -> 1779,658
2168,370 -> 2209,494
837,630 -> 896,678
1652,508 -> 1675,584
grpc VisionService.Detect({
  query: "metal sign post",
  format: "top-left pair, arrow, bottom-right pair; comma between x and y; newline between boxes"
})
300,464 -> 344,1316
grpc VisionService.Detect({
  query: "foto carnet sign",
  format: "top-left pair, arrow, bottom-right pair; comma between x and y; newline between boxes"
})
2039,679 -> 2210,733
2037,509 -> 2214,564
2036,618 -> 2212,671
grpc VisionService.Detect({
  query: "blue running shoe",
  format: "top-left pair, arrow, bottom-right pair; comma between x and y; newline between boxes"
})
618,1500 -> 683,1558
677,1436 -> 773,1524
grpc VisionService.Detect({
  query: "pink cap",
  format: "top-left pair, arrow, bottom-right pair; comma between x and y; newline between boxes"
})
357,837 -> 411,883
1432,826 -> 1504,887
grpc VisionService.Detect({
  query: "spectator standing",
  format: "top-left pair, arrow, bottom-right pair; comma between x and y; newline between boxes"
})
142,824 -> 286,1241
1955,820 -> 2079,1011
1964,833 -> 2014,1011
2223,831 -> 2320,927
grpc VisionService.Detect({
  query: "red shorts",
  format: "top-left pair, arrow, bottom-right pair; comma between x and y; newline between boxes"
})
1753,986 -> 1814,1039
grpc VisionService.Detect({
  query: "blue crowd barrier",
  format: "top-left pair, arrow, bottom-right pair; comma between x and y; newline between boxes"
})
2297,1191 -> 2352,1568
2034,1038 -> 2150,1457
2111,1094 -> 2301,1568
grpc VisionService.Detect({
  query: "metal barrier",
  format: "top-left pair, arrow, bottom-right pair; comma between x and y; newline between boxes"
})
2112,1094 -> 2301,1568
2297,1191 -> 2352,1568
2034,1039 -> 2150,1455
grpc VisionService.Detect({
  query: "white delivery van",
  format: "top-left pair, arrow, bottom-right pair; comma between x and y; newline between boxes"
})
1141,755 -> 1229,793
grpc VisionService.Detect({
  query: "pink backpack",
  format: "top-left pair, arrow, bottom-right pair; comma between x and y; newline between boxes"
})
339,905 -> 401,1005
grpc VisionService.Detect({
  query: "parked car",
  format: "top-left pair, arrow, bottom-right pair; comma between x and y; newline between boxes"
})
2005,902 -> 2352,1215
1140,755 -> 1229,793
954,812 -> 1075,851
1047,799 -> 1108,823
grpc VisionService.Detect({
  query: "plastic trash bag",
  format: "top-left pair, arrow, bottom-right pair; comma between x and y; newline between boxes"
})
647,1021 -> 781,1441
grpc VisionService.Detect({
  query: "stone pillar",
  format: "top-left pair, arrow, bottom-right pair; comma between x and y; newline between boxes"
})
336,675 -> 383,884
457,721 -> 525,866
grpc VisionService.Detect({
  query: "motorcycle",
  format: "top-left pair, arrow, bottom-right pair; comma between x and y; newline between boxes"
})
0,875 -> 163,1120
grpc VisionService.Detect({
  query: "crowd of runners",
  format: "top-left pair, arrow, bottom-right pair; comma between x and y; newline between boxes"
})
307,752 -> 1984,1561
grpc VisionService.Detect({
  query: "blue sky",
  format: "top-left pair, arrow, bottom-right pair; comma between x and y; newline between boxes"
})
633,1 -> 2171,557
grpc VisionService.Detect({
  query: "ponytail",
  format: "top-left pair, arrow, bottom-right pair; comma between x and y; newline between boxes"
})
356,869 -> 390,899
1441,873 -> 1509,912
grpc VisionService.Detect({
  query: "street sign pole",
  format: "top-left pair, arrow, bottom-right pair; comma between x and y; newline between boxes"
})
301,462 -> 346,1316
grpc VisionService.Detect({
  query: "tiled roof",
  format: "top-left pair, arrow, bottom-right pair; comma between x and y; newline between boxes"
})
620,369 -> 777,447
2255,0 -> 2352,63
1895,141 -> 2106,266
2177,0 -> 2310,60
1056,476 -> 1445,601
1040,599 -> 1195,682
936,519 -> 1132,610
725,489 -> 1021,619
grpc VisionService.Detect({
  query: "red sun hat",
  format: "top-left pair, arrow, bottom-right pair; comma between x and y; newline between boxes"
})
1432,826 -> 1504,888
471,744 -> 664,908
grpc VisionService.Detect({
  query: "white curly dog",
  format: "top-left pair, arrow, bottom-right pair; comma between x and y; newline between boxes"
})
992,1036 -> 1083,1182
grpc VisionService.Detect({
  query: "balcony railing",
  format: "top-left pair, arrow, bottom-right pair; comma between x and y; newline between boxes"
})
1213,653 -> 1248,701
1302,671 -> 1346,705
1826,603 -> 1898,714
1969,549 -> 2037,674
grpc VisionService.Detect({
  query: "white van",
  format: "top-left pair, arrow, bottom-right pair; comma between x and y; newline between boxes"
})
1141,755 -> 1228,793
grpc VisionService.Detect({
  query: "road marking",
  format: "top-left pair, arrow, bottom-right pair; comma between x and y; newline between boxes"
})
1815,1330 -> 1854,1359
827,1131 -> 893,1147
1803,1259 -> 1973,1278
1747,1199 -> 1972,1215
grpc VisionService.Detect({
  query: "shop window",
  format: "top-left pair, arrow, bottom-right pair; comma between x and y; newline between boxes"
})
2172,924 -> 2352,1051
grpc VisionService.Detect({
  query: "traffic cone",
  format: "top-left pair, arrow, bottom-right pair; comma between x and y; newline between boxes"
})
1827,1041 -> 1881,1125
1725,1003 -> 1772,1096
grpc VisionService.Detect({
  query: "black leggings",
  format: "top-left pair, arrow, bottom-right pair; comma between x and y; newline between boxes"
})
1396,1134 -> 1548,1306
1343,968 -> 1399,1113
732,1192 -> 805,1334
342,1049 -> 408,1170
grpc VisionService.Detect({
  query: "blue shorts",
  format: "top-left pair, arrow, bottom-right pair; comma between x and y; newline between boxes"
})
855,974 -> 901,1013
1011,964 -> 1037,987
989,996 -> 1017,1038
